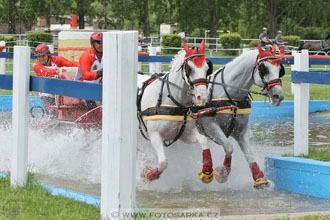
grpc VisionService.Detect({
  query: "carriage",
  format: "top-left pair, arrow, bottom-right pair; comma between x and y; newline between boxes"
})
30,69 -> 102,130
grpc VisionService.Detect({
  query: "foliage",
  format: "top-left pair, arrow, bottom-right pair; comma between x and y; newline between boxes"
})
248,40 -> 259,48
0,36 -> 17,47
161,34 -> 182,54
293,26 -> 329,40
219,33 -> 241,55
282,35 -> 300,47
0,0 -> 330,41
26,32 -> 53,48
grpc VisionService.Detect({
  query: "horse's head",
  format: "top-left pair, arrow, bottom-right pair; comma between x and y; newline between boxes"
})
253,42 -> 285,106
181,39 -> 212,106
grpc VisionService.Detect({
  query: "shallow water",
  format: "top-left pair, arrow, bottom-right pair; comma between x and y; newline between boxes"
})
0,112 -> 329,216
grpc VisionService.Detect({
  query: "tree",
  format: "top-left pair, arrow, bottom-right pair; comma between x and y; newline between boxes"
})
143,0 -> 150,36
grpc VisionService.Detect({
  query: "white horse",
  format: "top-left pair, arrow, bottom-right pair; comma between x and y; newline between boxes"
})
138,40 -> 214,182
196,43 -> 285,188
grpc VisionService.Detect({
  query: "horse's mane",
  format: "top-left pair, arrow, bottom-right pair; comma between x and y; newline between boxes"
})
169,50 -> 186,70
226,49 -> 257,68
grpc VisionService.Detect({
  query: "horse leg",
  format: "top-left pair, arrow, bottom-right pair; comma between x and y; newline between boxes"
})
194,130 -> 214,184
141,132 -> 168,181
234,127 -> 270,189
199,119 -> 234,183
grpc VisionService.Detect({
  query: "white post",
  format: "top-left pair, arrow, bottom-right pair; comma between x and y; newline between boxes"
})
137,46 -> 142,72
0,41 -> 6,75
102,31 -> 137,220
155,46 -> 161,73
149,47 -> 156,74
292,49 -> 309,156
11,46 -> 30,187
47,44 -> 54,53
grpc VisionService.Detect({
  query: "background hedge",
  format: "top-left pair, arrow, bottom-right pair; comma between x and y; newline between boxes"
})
219,33 -> 241,55
161,34 -> 182,54
26,32 -> 53,48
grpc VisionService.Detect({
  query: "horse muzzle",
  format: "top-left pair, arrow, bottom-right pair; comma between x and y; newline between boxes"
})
268,86 -> 284,106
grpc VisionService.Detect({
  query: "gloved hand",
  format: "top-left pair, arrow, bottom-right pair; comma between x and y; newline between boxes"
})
97,69 -> 103,78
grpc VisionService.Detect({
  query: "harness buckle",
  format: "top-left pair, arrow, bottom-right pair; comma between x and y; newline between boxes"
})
231,104 -> 238,118
187,108 -> 197,119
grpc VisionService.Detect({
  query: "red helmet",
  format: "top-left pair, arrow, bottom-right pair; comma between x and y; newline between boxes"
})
35,44 -> 50,57
90,32 -> 103,45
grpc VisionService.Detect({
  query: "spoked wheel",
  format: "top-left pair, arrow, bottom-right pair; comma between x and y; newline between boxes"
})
30,106 -> 45,118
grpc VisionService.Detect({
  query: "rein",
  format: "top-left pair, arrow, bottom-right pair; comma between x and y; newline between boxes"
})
207,68 -> 268,97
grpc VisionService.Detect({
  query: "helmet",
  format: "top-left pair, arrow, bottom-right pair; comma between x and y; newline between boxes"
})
35,44 -> 50,57
90,32 -> 103,45
277,30 -> 282,34
263,27 -> 267,31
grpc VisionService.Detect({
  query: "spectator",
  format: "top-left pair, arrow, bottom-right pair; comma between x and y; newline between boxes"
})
75,32 -> 103,110
259,27 -> 271,47
274,31 -> 289,52
33,44 -> 79,118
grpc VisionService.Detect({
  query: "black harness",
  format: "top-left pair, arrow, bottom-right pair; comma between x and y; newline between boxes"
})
137,55 -> 285,145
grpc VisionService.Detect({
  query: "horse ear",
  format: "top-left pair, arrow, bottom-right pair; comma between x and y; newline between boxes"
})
182,40 -> 190,54
199,39 -> 205,54
272,44 -> 276,54
257,41 -> 263,53
280,46 -> 285,56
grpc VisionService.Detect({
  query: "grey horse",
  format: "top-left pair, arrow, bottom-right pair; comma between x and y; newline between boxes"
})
139,40 -> 215,182
196,43 -> 285,188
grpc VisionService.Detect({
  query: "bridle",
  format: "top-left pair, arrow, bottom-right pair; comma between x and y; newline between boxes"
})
253,55 -> 283,92
180,53 -> 209,89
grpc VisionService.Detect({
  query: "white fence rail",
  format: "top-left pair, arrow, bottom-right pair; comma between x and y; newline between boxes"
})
8,31 -> 138,220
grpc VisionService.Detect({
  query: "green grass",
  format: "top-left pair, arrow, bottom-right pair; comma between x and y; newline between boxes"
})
284,146 -> 330,161
0,174 -> 100,220
251,66 -> 330,101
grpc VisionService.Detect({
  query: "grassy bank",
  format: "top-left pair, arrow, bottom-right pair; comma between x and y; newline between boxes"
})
284,146 -> 330,161
0,174 -> 100,220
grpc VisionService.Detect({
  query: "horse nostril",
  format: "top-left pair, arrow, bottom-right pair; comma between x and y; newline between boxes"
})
273,94 -> 279,100
197,95 -> 201,101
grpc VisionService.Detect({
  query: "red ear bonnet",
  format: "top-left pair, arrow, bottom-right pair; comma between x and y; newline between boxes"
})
181,39 -> 207,67
256,42 -> 281,66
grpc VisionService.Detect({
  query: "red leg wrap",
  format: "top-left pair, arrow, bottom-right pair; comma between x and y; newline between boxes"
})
202,149 -> 213,173
222,156 -> 232,175
147,168 -> 160,181
223,156 -> 232,169
250,162 -> 264,180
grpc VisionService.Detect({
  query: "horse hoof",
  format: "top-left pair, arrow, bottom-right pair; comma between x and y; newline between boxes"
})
213,166 -> 229,183
254,177 -> 271,189
198,170 -> 213,184
141,166 -> 153,179
141,166 -> 161,181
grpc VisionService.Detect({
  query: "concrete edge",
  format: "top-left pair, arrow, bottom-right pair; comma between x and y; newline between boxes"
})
265,156 -> 330,199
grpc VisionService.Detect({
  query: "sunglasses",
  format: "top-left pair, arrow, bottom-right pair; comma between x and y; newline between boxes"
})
95,40 -> 103,45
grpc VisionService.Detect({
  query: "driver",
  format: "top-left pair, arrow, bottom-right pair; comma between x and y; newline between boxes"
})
259,27 -> 271,48
75,32 -> 103,83
75,32 -> 103,110
33,44 -> 79,118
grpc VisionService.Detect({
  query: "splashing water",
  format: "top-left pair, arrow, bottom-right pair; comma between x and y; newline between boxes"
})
1,112 -> 330,215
